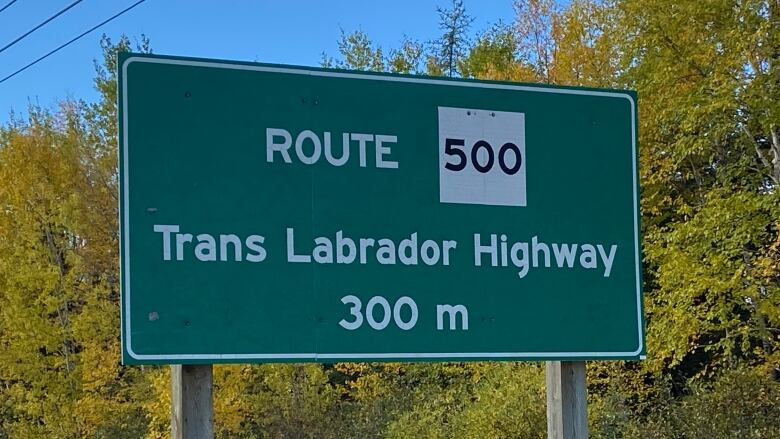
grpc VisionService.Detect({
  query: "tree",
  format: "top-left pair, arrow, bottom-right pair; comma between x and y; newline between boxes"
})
0,36 -> 151,437
388,36 -> 425,74
433,0 -> 474,77
513,0 -> 557,82
615,0 -> 780,384
321,29 -> 385,72
459,21 -> 534,81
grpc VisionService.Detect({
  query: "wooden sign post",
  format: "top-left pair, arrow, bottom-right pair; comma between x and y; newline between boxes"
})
546,361 -> 588,439
171,365 -> 214,439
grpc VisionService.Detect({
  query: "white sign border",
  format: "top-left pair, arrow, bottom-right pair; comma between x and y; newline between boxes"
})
120,55 -> 644,362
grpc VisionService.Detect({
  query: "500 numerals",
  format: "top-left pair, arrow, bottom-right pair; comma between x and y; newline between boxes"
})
444,138 -> 522,175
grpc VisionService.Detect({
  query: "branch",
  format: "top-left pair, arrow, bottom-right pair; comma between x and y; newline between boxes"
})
742,125 -> 772,169
742,124 -> 780,186
770,124 -> 780,179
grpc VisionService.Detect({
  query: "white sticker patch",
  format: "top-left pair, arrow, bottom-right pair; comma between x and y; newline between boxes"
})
438,107 -> 526,206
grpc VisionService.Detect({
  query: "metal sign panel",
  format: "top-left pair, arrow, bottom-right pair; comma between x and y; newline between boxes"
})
119,53 -> 644,364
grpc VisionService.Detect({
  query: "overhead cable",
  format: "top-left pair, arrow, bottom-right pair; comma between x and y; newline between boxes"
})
0,0 -> 84,55
0,0 -> 147,84
0,0 -> 19,14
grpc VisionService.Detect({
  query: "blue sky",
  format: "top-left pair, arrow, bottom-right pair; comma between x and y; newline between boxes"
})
0,0 -> 513,124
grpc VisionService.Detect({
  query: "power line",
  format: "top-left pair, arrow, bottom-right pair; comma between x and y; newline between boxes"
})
0,0 -> 84,55
0,0 -> 147,84
0,0 -> 19,14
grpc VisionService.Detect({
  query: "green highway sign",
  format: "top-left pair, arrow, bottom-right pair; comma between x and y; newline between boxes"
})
119,53 -> 644,364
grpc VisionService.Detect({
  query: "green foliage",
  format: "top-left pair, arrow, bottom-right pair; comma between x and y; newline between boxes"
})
388,37 -> 425,74
321,29 -> 385,72
459,22 -> 520,80
449,363 -> 547,438
645,367 -> 780,439
219,364 -> 340,438
645,190 -> 779,374
0,35 -> 151,438
593,367 -> 780,439
616,0 -> 780,387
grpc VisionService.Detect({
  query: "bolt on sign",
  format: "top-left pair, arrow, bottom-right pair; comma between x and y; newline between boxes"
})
119,53 -> 644,364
